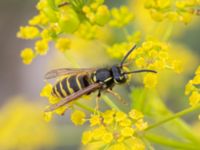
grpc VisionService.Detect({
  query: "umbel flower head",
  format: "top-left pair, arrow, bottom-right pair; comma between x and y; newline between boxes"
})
185,66 -> 200,107
107,40 -> 182,88
74,109 -> 148,150
145,0 -> 200,24
17,0 -> 135,65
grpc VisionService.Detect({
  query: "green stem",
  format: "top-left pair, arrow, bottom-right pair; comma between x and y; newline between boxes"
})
145,134 -> 200,150
163,22 -> 174,41
102,95 -> 121,111
145,104 -> 200,131
74,101 -> 96,113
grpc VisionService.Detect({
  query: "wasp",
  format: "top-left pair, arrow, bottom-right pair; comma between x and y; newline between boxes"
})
45,45 -> 156,112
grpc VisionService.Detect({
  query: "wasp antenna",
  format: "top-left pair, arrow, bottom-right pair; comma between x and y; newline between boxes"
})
120,45 -> 136,68
124,69 -> 157,74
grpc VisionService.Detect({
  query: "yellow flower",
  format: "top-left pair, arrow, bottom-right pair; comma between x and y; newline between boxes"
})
143,73 -> 158,88
135,57 -> 146,68
115,111 -> 127,122
185,66 -> 200,116
71,110 -> 86,126
95,5 -> 110,26
107,42 -> 133,59
145,0 -> 198,24
82,131 -> 93,145
192,75 -> 200,85
121,127 -> 135,137
29,13 -> 48,26
135,119 -> 148,131
89,114 -> 101,126
102,109 -> 115,125
40,83 -> 53,98
108,143 -> 127,150
83,3 -> 110,26
82,109 -> 146,148
129,109 -> 144,120
43,111 -> 53,122
195,66 -> 200,75
129,137 -> 146,150
41,29 -> 52,41
75,23 -> 100,40
55,38 -> 71,52
102,132 -> 113,144
92,126 -> 106,140
185,80 -> 195,95
189,91 -> 200,107
36,0 -> 48,10
48,95 -> 60,104
119,118 -> 132,127
109,6 -> 134,28
20,48 -> 35,65
180,12 -> 193,24
54,106 -> 68,115
150,10 -> 165,22
17,26 -> 39,39
35,40 -> 49,55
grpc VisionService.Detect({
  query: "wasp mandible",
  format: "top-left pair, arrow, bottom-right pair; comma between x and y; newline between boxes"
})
45,45 -> 157,112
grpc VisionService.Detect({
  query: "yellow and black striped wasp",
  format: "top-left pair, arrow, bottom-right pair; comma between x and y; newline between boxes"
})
45,45 -> 156,112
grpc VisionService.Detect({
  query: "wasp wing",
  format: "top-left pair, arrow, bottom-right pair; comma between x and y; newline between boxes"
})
45,68 -> 97,79
45,83 -> 102,112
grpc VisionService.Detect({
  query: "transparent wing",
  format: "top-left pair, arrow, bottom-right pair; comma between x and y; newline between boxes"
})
45,83 -> 102,112
45,68 -> 97,79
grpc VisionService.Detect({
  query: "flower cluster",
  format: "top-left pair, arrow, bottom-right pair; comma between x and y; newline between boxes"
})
70,109 -> 147,149
145,0 -> 200,24
108,40 -> 182,88
17,0 -> 134,64
185,66 -> 200,107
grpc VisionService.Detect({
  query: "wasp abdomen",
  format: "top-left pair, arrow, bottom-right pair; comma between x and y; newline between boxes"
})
52,74 -> 91,98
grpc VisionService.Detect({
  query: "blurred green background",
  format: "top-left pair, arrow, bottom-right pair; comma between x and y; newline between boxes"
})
0,0 -> 200,150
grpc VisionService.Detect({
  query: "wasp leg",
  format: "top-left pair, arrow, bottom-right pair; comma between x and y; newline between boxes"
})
95,90 -> 101,112
106,89 -> 127,105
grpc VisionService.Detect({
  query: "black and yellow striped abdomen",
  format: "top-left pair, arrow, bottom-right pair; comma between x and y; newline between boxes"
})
52,74 -> 92,98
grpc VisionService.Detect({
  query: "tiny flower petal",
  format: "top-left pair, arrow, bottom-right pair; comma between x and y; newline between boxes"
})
71,110 -> 86,126
20,48 -> 35,65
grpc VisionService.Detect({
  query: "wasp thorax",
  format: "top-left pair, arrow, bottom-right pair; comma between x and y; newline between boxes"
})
111,66 -> 127,84
92,68 -> 114,87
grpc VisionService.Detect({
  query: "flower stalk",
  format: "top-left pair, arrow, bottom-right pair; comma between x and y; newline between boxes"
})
145,104 -> 200,131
